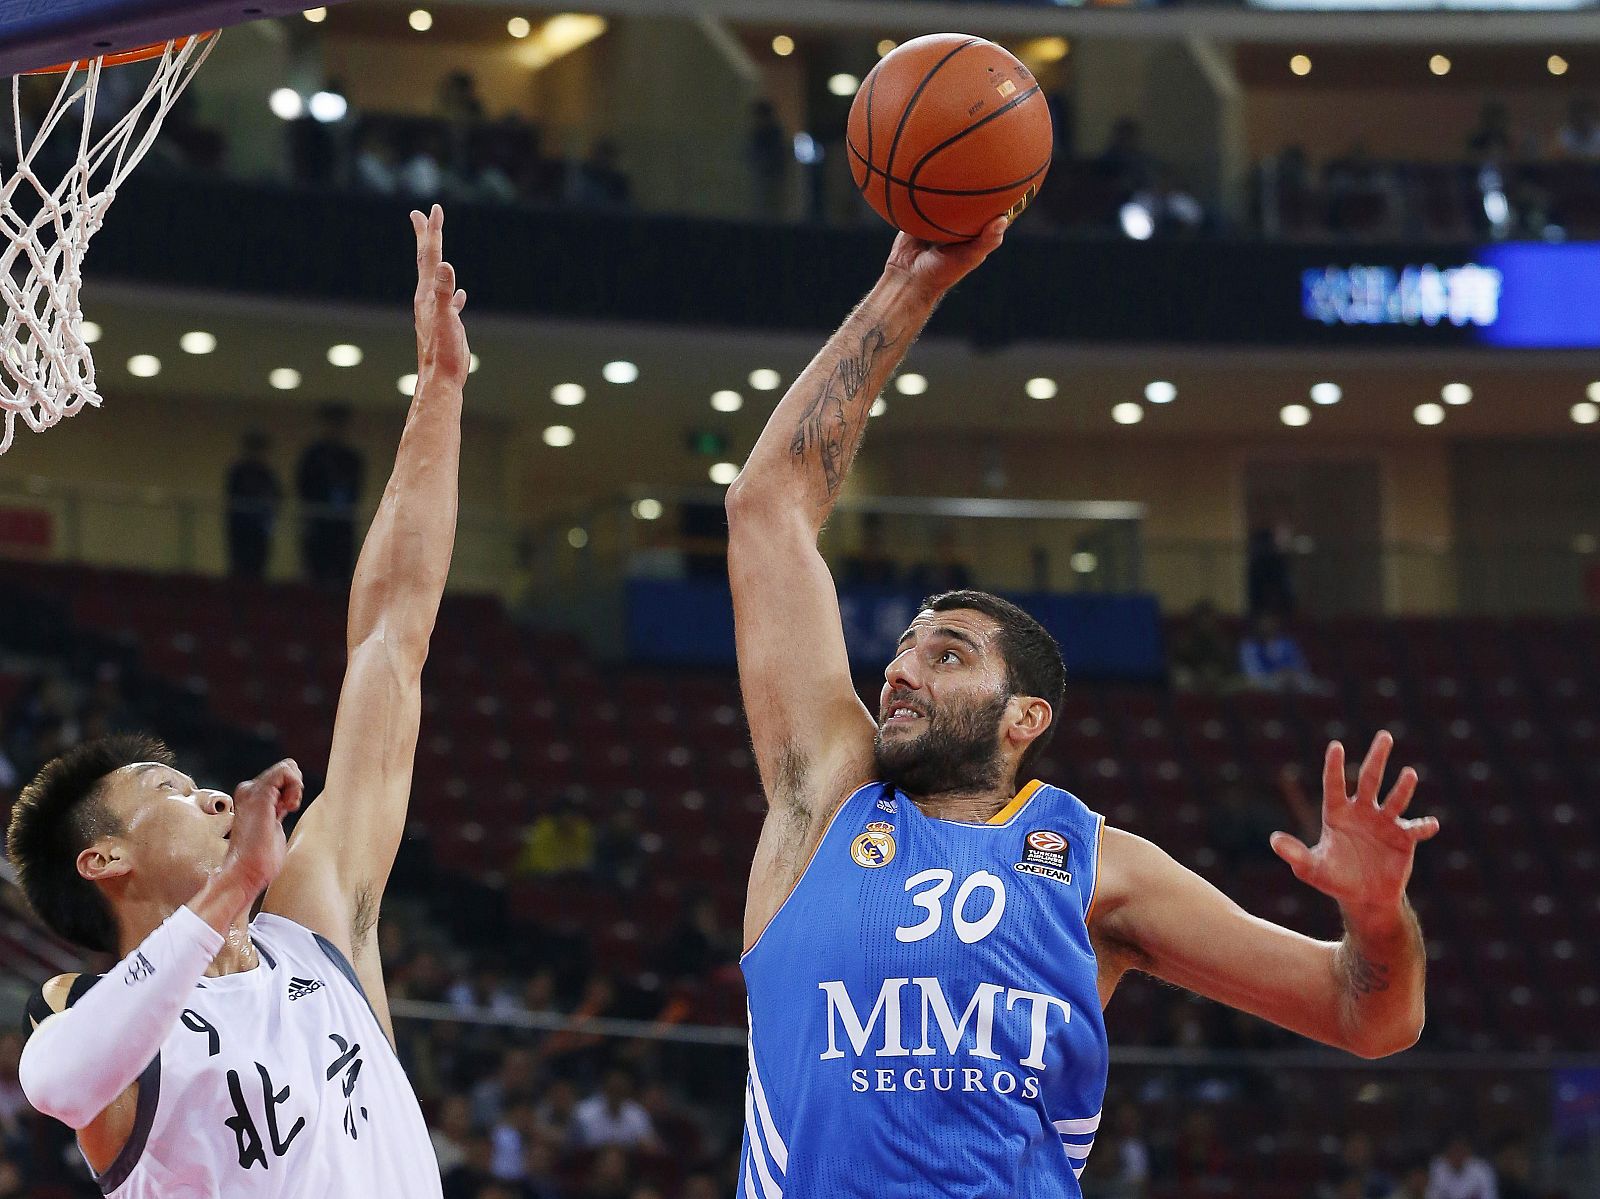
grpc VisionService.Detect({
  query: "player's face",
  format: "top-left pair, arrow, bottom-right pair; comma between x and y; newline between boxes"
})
88,762 -> 236,901
873,609 -> 1011,795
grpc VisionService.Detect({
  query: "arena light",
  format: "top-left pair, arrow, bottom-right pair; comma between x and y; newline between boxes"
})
748,368 -> 782,391
567,527 -> 589,549
869,398 -> 888,417
1290,54 -> 1312,76
396,372 -> 417,396
269,87 -> 304,121
877,39 -> 897,57
517,14 -> 607,70
127,354 -> 161,378
1119,201 -> 1154,241
1549,55 -> 1569,76
543,425 -> 576,447
469,353 -> 480,374
308,89 -> 348,124
1070,551 -> 1098,574
1280,403 -> 1312,427
1144,380 -> 1177,404
1572,401 -> 1600,425
895,373 -> 928,396
508,17 -> 532,38
1429,54 -> 1451,76
270,368 -> 302,391
1441,382 -> 1473,405
771,34 -> 795,56
179,331 -> 216,355
1586,381 -> 1600,403
303,6 -> 327,22
828,74 -> 861,97
1310,381 -> 1343,405
602,360 -> 639,384
551,383 -> 586,406
79,320 -> 101,344
326,343 -> 363,367
1111,402 -> 1144,425
1025,377 -> 1058,400
1414,402 -> 1446,426
408,9 -> 433,32
631,498 -> 664,520
709,461 -> 739,485
711,390 -> 744,413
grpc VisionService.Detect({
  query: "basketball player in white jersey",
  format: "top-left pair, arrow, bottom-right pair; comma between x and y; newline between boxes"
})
5,206 -> 467,1198
725,216 -> 1441,1190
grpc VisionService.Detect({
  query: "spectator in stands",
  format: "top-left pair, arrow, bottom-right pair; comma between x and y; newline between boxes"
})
572,1069 -> 659,1151
401,128 -> 456,199
437,71 -> 486,125
1096,117 -> 1153,193
748,100 -> 790,218
567,139 -> 631,209
490,1100 -> 540,1181
296,403 -> 365,586
517,793 -> 597,876
909,525 -> 975,592
224,430 -> 282,580
1491,1138 -> 1535,1199
521,1142 -> 564,1199
1206,785 -> 1281,872
593,808 -> 646,891
0,1150 -> 22,1199
1323,142 -> 1403,237
1555,97 -> 1600,160
472,1183 -> 523,1199
657,894 -> 737,984
353,125 -> 402,193
841,513 -> 901,588
0,1033 -> 25,1148
430,1093 -> 476,1175
1171,1110 -> 1231,1193
442,1134 -> 497,1199
1426,1136 -> 1498,1199
1394,1165 -> 1430,1199
532,1077 -> 580,1151
1320,1131 -> 1395,1199
1466,101 -> 1516,163
1127,167 -> 1206,237
1246,523 -> 1296,616
471,1047 -> 540,1128
1098,1102 -> 1150,1199
585,1147 -> 633,1199
1170,601 -> 1238,692
1239,613 -> 1319,693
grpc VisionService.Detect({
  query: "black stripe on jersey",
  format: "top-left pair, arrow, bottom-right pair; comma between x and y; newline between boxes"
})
312,931 -> 382,1030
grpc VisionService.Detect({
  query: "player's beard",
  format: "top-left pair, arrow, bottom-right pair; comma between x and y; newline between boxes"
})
873,692 -> 1009,797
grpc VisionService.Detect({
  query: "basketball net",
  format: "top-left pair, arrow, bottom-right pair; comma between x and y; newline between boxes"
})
0,34 -> 216,453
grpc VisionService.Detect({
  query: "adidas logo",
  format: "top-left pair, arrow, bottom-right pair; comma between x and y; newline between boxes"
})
288,976 -> 324,1001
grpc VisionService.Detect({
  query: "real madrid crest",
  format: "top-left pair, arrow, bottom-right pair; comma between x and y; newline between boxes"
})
850,821 -> 897,869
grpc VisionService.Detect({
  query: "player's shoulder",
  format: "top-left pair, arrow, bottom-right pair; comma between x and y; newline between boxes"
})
25,971 -> 97,1032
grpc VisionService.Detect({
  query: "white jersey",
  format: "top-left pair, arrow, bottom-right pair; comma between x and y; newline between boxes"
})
82,913 -> 441,1199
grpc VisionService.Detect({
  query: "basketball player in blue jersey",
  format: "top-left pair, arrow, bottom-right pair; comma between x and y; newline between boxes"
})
4,206 -> 468,1198
724,216 -> 1441,1197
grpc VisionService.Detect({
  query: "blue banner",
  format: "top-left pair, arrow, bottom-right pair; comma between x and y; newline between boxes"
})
626,579 -> 1165,682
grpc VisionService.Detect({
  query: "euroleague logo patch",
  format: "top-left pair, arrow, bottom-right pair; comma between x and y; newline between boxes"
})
851,821 -> 897,869
1015,828 -> 1072,884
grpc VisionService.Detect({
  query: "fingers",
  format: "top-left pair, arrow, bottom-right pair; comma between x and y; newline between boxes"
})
434,260 -> 456,297
1402,815 -> 1441,842
413,203 -> 444,279
1322,740 -> 1346,810
1269,831 -> 1312,878
452,288 -> 467,313
1380,766 -> 1418,818
1356,730 -> 1393,805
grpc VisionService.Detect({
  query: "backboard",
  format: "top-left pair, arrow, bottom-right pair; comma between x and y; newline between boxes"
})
0,0 -> 343,76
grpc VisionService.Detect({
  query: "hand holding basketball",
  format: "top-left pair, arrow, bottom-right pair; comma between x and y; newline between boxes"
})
883,215 -> 1009,305
411,204 -> 470,388
1270,732 -> 1440,921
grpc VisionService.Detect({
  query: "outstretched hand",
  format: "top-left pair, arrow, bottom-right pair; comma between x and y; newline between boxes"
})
411,204 -> 470,389
1270,732 -> 1439,920
882,216 -> 1009,305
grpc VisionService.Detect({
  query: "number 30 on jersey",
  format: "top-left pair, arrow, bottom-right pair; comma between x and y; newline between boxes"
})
895,869 -> 1007,945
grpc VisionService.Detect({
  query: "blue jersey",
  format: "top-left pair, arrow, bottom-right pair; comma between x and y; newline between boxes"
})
741,779 -> 1108,1198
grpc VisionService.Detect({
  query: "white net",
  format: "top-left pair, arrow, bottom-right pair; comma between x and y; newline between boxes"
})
0,34 -> 216,453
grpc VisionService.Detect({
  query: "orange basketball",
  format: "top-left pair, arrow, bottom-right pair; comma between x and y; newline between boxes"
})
848,33 -> 1053,244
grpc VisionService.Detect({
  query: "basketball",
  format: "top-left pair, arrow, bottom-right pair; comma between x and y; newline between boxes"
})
848,34 -> 1054,243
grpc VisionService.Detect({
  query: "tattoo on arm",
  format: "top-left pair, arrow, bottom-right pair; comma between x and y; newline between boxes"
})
788,325 -> 897,501
1344,945 -> 1392,996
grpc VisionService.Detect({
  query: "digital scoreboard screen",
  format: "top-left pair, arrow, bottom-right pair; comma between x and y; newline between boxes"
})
1302,245 -> 1600,348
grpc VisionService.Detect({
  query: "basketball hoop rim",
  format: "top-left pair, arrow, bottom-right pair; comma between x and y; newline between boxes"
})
24,31 -> 215,75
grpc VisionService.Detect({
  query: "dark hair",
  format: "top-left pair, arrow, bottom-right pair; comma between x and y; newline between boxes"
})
5,734 -> 173,952
922,590 -> 1066,783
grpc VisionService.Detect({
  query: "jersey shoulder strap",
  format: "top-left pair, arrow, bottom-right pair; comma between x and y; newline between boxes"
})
23,972 -> 99,1035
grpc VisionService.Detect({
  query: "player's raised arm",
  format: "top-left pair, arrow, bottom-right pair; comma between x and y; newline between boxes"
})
726,220 -> 1009,823
1094,732 -> 1438,1058
262,205 -> 468,1032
